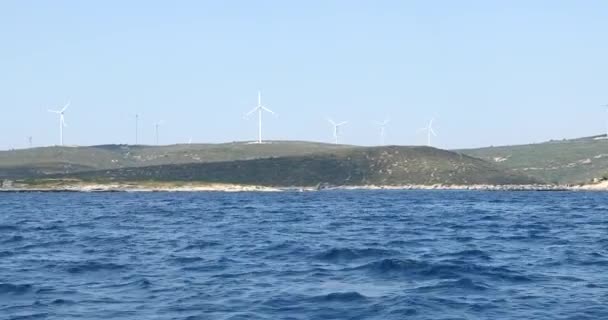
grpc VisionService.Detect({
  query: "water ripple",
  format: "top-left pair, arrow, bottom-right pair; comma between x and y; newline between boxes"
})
0,191 -> 607,319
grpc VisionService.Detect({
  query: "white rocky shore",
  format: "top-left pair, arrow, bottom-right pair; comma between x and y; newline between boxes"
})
0,181 -> 283,192
1,180 -> 608,192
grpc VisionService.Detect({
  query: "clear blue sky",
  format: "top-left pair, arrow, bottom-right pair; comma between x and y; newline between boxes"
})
1,0 -> 608,150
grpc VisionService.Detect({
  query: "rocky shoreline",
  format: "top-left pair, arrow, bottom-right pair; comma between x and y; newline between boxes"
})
1,181 -> 606,192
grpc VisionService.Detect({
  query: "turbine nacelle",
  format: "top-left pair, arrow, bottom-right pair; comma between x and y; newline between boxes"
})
374,119 -> 390,127
327,118 -> 347,127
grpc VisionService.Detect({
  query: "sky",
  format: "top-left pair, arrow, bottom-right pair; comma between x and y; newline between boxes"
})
1,0 -> 608,150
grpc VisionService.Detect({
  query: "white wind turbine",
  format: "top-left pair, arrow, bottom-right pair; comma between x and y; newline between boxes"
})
602,104 -> 608,139
245,91 -> 276,144
418,118 -> 437,147
135,113 -> 140,145
374,119 -> 390,145
327,118 -> 348,144
48,101 -> 70,146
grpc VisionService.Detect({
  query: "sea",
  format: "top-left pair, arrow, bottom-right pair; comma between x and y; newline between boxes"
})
1,191 -> 607,320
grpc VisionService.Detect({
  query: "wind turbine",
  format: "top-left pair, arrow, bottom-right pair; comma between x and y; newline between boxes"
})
374,119 -> 390,145
154,121 -> 164,145
48,101 -> 70,146
327,118 -> 348,144
135,113 -> 139,145
245,91 -> 276,144
418,118 -> 437,147
602,104 -> 608,139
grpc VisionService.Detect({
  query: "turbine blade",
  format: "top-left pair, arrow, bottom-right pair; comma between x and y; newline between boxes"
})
430,128 -> 437,136
261,106 -> 275,115
48,109 -> 60,113
245,106 -> 259,117
337,121 -> 348,126
326,118 -> 336,126
61,101 -> 70,112
61,116 -> 67,127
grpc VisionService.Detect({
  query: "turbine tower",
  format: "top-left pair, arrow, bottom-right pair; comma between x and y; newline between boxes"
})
154,121 -> 164,145
602,104 -> 608,139
327,118 -> 348,144
418,118 -> 437,147
48,101 -> 70,146
374,119 -> 390,145
245,91 -> 276,144
135,113 -> 139,145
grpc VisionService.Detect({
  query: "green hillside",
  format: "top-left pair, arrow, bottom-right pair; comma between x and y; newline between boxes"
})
68,146 -> 539,186
0,141 -> 350,178
458,135 -> 608,184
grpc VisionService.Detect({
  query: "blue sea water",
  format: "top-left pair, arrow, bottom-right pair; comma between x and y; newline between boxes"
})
1,190 -> 607,320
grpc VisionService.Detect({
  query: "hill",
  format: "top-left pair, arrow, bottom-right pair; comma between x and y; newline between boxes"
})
66,146 -> 539,186
458,135 -> 608,184
0,141 -> 350,179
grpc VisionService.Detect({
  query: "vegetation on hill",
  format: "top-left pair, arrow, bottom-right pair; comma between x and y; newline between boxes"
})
0,141 -> 350,178
458,135 -> 608,184
13,137 -> 605,186
67,146 -> 539,186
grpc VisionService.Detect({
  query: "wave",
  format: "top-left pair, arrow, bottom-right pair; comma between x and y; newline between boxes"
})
2,235 -> 24,243
353,258 -> 434,274
309,291 -> 368,302
352,258 -> 534,282
6,313 -> 49,320
442,249 -> 492,261
179,240 -> 221,251
480,214 -> 503,221
66,261 -> 127,274
414,278 -> 490,292
170,256 -> 204,264
579,259 -> 608,267
263,240 -> 304,252
32,225 -> 64,231
101,278 -> 152,290
0,251 -> 14,258
81,235 -> 133,245
17,240 -> 73,251
0,283 -> 33,295
0,224 -> 19,231
180,257 -> 237,272
135,278 -> 152,289
51,298 -> 76,305
315,248 -> 397,263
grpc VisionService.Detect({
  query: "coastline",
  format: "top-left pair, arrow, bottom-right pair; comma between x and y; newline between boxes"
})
1,180 -> 607,192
